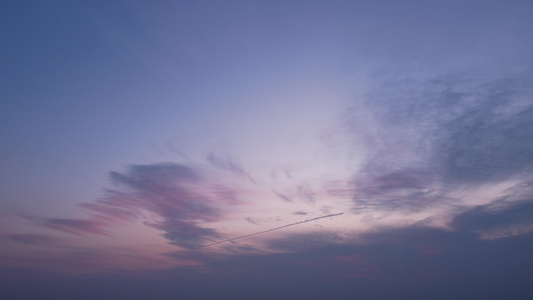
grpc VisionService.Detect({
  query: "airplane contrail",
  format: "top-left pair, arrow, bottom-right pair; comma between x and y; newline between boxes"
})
199,212 -> 344,249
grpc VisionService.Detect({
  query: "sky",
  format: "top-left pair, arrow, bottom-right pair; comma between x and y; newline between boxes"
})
1,0 -> 533,299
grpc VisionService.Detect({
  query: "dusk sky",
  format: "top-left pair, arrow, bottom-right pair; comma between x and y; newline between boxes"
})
2,1 -> 533,299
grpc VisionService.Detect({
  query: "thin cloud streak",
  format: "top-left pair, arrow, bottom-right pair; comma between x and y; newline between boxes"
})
42,218 -> 109,236
199,212 -> 344,249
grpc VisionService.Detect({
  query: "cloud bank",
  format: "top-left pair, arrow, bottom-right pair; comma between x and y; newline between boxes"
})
348,67 -> 533,233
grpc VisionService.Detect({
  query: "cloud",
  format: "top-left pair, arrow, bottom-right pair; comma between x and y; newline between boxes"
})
168,221 -> 533,300
358,68 -> 533,181
296,184 -> 316,205
272,190 -> 293,203
8,219 -> 533,300
452,201 -> 533,231
80,202 -> 137,222
200,213 -> 344,249
146,219 -> 220,249
352,169 -> 441,212
83,163 -> 225,249
42,218 -> 109,235
109,163 -> 201,193
207,152 -> 256,184
349,67 -> 533,219
245,217 -> 258,225
450,199 -> 533,240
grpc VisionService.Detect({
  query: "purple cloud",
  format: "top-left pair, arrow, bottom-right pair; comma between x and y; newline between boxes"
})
83,163 -> 226,249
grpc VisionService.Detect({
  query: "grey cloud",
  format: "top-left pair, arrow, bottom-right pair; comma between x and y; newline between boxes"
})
361,69 -> 533,183
245,217 -> 258,225
198,225 -> 533,300
148,219 -> 220,249
352,169 -> 448,212
6,226 -> 533,300
266,232 -> 345,253
272,190 -> 293,203
350,68 -> 533,213
293,211 -> 308,215
452,200 -> 533,232
109,163 -> 200,192
442,103 -> 533,183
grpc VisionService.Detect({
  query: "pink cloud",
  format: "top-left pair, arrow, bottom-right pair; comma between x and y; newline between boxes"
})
42,218 -> 109,235
77,163 -> 244,249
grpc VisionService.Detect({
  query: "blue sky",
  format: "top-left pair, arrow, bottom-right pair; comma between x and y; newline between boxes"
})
2,1 -> 533,299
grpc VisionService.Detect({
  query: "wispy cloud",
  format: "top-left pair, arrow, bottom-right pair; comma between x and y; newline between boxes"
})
293,211 -> 308,216
349,68 -> 533,222
272,190 -> 293,203
207,152 -> 256,184
42,218 -> 109,235
83,163 -> 225,249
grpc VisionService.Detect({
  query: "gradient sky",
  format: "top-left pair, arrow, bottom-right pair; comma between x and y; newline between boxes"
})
2,1 -> 533,299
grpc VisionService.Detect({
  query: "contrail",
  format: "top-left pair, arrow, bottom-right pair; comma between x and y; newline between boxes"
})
199,212 -> 344,249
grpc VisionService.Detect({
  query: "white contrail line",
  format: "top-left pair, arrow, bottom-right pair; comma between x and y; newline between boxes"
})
199,212 -> 344,249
